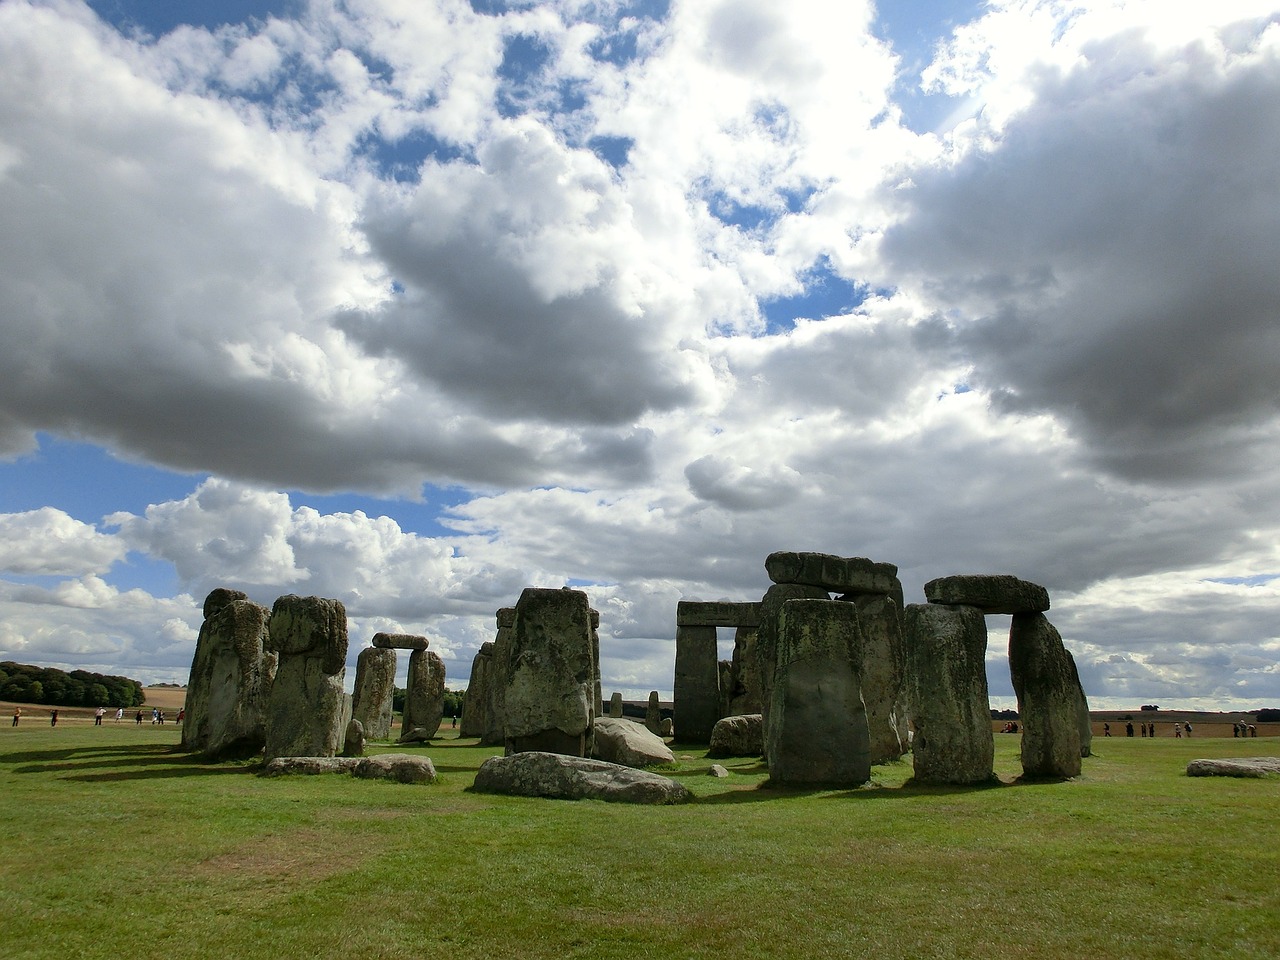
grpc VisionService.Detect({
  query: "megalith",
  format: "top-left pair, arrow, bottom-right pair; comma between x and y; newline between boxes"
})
674,623 -> 719,743
459,642 -> 493,738
1009,612 -> 1082,778
904,602 -> 994,785
843,592 -> 907,764
401,649 -> 445,742
645,691 -> 662,735
755,582 -> 830,749
924,574 -> 1050,614
766,598 -> 870,786
183,588 -> 277,759
1066,649 -> 1093,759
608,691 -> 624,718
503,587 -> 596,757
263,595 -> 349,762
725,626 -> 762,717
351,645 -> 397,741
482,607 -> 516,747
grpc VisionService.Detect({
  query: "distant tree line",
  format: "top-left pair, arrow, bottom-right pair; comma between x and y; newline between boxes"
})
0,661 -> 146,708
393,687 -> 466,719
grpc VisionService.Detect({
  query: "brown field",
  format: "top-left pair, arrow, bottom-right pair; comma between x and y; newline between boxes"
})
2,685 -> 186,724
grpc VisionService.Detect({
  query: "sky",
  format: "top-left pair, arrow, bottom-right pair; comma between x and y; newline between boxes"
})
2,0 -> 1280,711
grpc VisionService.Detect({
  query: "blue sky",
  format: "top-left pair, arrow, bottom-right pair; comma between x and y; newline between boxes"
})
3,0 -> 1280,709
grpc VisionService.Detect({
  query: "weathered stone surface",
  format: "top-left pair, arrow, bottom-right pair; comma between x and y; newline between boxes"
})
592,716 -> 675,767
482,609 -> 516,746
1187,757 -> 1280,777
263,596 -> 348,762
589,608 -> 601,756
766,599 -> 871,786
1009,613 -> 1082,779
708,713 -> 763,758
400,649 -> 445,742
676,601 -> 762,627
904,603 -> 994,785
755,582 -> 829,749
608,692 -> 624,718
353,753 -> 437,783
1066,650 -> 1092,759
709,763 -> 730,778
846,593 -> 907,765
261,756 -> 360,776
674,624 -> 719,743
183,592 -> 277,759
351,646 -> 397,741
372,632 -> 430,651
645,691 -> 662,735
924,575 -> 1050,614
725,626 -> 762,717
341,718 -> 366,757
503,588 -> 596,756
459,642 -> 492,738
765,551 -> 899,596
473,752 -> 692,804
659,717 -> 673,738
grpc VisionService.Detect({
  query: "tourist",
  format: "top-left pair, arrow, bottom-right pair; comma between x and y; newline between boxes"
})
135,709 -> 143,725
1174,722 -> 1182,738
176,708 -> 184,724
151,707 -> 159,724
115,707 -> 123,722
50,709 -> 58,727
94,706 -> 105,726
1184,722 -> 1192,737
1103,722 -> 1111,737
1126,721 -> 1134,737
11,706 -> 19,727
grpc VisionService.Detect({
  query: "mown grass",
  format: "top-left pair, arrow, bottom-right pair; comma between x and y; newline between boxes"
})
1,725 -> 1277,960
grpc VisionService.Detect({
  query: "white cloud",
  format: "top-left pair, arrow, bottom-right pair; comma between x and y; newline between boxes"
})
0,508 -> 127,576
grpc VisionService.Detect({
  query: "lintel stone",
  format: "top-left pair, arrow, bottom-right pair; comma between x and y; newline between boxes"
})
765,551 -> 899,595
924,575 -> 1050,614
372,632 -> 430,651
676,600 -> 762,627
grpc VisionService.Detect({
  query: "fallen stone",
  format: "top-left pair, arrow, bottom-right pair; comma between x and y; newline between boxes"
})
261,756 -> 360,776
676,601 -> 762,627
474,752 -> 692,804
765,551 -> 899,596
709,764 -> 729,778
353,753 -> 437,783
924,575 -> 1050,614
592,716 -> 675,767
372,632 -> 430,650
1186,757 -> 1280,777
708,714 -> 763,757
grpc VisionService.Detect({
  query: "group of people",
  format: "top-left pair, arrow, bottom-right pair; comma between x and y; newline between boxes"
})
1107,720 -> 1190,737
1234,722 -> 1259,737
10,705 -> 184,726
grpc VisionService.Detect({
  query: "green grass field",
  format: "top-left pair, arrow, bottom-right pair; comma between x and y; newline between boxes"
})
1,724 -> 1277,960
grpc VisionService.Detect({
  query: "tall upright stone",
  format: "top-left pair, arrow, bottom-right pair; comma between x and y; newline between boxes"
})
674,624 -> 719,743
725,626 -> 762,716
590,608 -> 602,755
1009,612 -> 1082,779
608,692 -> 624,718
263,595 -> 348,762
755,582 -> 829,750
844,592 -> 907,764
351,645 -> 397,741
183,589 -> 277,758
766,599 -> 870,786
459,642 -> 493,738
482,608 -> 517,746
1066,649 -> 1092,759
503,587 -> 596,756
401,649 -> 445,742
645,691 -> 662,735
904,602 -> 994,785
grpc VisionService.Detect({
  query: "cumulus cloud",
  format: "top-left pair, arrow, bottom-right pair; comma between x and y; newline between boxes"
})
0,508 -> 127,576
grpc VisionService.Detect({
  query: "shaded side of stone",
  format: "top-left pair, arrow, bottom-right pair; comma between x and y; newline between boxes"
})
459,642 -> 492,738
1066,650 -> 1092,759
351,646 -> 397,741
645,691 -> 662,735
674,624 -> 720,743
400,649 -> 445,742
725,626 -> 762,717
766,599 -> 870,786
755,582 -> 830,751
765,551 -> 899,596
904,602 -> 994,785
1008,613 -> 1082,779
473,752 -> 692,804
503,588 -> 595,757
482,608 -> 516,746
847,592 -> 906,764
924,575 -> 1050,614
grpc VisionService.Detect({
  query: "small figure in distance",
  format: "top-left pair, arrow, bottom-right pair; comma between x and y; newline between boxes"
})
135,709 -> 144,725
1103,722 -> 1111,737
11,706 -> 19,727
1126,721 -> 1134,737
50,709 -> 59,727
1184,721 -> 1192,737
176,708 -> 184,724
115,707 -> 124,722
1174,721 -> 1182,738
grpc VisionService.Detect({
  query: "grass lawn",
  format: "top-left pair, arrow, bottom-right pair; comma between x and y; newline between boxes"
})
1,724 -> 1277,960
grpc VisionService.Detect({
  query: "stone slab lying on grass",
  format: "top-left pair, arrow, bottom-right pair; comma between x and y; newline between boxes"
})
473,751 -> 693,804
1186,757 -> 1280,778
261,753 -> 437,783
592,716 -> 675,767
708,714 -> 763,757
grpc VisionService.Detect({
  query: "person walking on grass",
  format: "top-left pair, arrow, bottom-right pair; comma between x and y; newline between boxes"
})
115,707 -> 123,722
11,706 -> 19,727
94,707 -> 105,726
50,709 -> 58,727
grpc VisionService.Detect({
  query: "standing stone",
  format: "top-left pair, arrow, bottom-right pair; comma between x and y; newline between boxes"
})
645,691 -> 662,735
482,608 -> 517,746
263,595 -> 349,762
589,608 -> 602,757
401,649 -> 445,742
351,646 -> 397,741
503,587 -> 596,756
342,718 -> 366,757
459,642 -> 493,738
766,599 -> 870,786
717,660 -> 733,719
1066,650 -> 1092,759
904,603 -> 993,785
1009,612 -> 1082,778
659,717 -> 673,737
755,582 -> 829,751
674,624 -> 720,743
183,590 -> 277,759
844,592 -> 907,764
726,626 -> 762,716
608,692 -> 624,718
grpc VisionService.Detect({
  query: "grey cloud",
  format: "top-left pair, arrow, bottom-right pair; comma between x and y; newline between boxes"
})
684,454 -> 802,511
881,27 -> 1280,483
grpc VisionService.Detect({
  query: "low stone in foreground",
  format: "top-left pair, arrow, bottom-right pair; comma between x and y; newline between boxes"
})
261,753 -> 437,783
709,714 -> 764,758
1186,757 -> 1280,778
592,716 -> 675,768
473,752 -> 692,804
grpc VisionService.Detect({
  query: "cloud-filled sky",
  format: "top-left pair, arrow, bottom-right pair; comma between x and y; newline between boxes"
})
3,0 -> 1279,709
